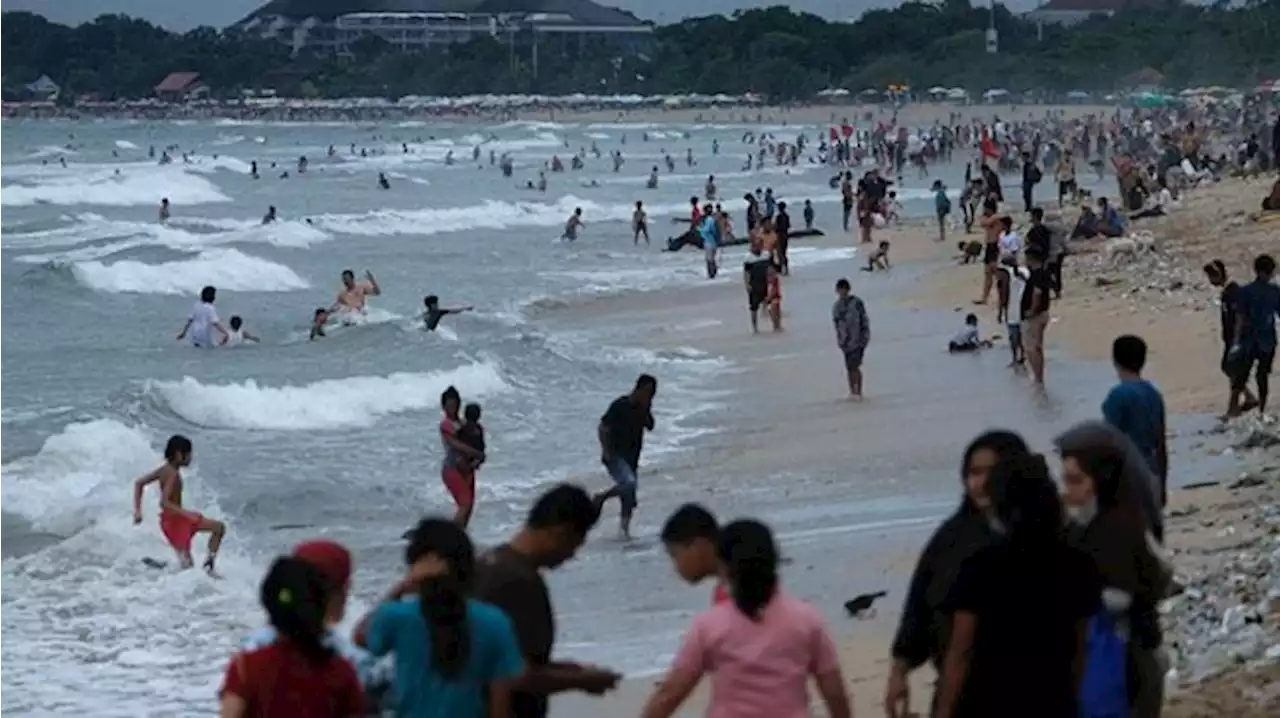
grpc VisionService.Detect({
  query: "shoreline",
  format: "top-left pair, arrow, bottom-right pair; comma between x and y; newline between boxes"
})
534,181 -> 1280,715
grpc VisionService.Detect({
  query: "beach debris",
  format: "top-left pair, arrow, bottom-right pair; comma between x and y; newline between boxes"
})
1229,475 -> 1269,491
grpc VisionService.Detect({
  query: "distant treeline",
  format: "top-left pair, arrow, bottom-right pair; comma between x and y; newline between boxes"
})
3,1 -> 1279,101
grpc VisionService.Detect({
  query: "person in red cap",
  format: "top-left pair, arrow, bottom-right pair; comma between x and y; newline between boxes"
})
239,539 -> 392,711
220,556 -> 364,718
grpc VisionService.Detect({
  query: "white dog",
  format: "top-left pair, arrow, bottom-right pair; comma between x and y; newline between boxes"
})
1105,230 -> 1159,265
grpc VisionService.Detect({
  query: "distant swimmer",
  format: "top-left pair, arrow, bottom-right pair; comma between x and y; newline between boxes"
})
562,208 -> 585,241
377,172 -> 390,190
176,285 -> 230,348
262,205 -> 277,224
132,434 -> 226,575
221,315 -> 260,346
159,198 -> 171,223
330,269 -> 381,315
537,171 -> 548,192
309,308 -> 329,341
647,166 -> 659,189
250,160 -> 259,179
705,175 -> 717,201
422,295 -> 472,331
633,201 -> 650,245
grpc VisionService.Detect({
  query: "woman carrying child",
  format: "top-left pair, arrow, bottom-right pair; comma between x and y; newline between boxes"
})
438,387 -> 485,528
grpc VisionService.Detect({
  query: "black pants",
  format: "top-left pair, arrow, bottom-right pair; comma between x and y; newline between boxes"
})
1022,182 -> 1034,212
1048,257 -> 1064,297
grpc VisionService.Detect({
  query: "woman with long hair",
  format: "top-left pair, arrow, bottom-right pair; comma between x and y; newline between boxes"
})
884,430 -> 1028,717
934,453 -> 1101,718
439,386 -> 484,527
219,557 -> 364,718
640,519 -> 851,718
356,517 -> 523,718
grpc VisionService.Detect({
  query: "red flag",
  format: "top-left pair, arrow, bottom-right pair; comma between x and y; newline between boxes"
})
829,126 -> 839,141
841,124 -> 854,138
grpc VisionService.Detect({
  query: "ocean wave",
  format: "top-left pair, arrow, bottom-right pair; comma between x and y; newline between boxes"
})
0,165 -> 231,207
68,248 -> 309,295
140,361 -> 509,431
0,419 -> 289,716
5,215 -> 331,266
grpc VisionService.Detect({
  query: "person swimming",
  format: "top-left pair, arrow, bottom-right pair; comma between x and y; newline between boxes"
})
422,295 -> 473,331
262,205 -> 277,224
310,308 -> 329,341
330,269 -> 380,315
159,198 -> 171,223
562,208 -> 584,241
222,315 -> 260,346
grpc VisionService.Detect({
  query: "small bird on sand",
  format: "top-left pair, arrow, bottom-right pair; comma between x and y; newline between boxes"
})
844,591 -> 887,618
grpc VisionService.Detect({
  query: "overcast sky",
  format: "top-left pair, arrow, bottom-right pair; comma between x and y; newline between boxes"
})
5,0 -> 1048,31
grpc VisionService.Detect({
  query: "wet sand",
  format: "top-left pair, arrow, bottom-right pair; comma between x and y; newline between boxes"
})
543,201 -> 1264,715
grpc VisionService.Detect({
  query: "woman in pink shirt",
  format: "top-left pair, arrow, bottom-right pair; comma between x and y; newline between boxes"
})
640,519 -> 852,718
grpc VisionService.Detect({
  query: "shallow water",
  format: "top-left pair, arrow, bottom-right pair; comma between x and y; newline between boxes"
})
1,117 -> 1102,715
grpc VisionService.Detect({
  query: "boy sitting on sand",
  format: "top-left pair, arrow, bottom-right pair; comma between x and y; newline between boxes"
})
862,241 -> 891,272
949,313 -> 993,353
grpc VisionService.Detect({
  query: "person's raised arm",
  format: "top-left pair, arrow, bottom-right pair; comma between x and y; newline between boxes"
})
353,556 -> 446,649
364,270 -> 381,296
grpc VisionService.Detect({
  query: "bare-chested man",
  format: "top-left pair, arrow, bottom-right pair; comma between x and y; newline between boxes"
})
330,269 -> 381,315
132,434 -> 226,574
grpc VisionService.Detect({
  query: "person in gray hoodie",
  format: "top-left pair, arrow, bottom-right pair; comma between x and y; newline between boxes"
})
833,278 -> 871,398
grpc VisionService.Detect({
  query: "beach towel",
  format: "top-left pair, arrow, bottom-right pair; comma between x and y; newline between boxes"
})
1080,610 -> 1129,718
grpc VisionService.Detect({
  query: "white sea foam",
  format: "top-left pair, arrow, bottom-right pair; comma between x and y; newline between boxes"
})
142,361 -> 509,431
0,419 -> 270,716
115,140 -> 140,150
7,215 -> 332,262
1,165 -> 231,207
70,248 -> 309,295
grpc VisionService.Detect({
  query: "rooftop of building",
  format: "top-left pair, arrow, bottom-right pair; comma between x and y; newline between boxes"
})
1030,0 -> 1171,12
236,0 -> 647,28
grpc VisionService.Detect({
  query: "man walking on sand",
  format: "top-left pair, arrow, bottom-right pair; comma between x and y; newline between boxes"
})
594,374 -> 657,540
833,278 -> 870,399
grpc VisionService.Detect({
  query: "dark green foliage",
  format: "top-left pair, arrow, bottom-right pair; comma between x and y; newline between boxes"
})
3,2 -> 1278,101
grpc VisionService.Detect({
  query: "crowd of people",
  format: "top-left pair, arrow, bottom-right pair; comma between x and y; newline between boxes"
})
129,274 -> 1280,717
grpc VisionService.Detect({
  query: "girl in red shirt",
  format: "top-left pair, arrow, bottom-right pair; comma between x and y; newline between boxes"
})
220,557 -> 365,718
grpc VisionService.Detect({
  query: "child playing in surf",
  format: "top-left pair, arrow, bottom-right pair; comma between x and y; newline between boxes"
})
456,403 -> 486,472
765,260 -> 783,332
132,434 -> 226,575
421,295 -> 473,332
309,308 -> 329,341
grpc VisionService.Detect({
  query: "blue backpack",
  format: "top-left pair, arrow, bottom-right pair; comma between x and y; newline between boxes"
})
1079,610 -> 1129,718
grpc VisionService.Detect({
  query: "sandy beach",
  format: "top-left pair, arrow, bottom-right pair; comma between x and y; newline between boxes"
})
535,103 -> 1120,131
545,175 -> 1280,716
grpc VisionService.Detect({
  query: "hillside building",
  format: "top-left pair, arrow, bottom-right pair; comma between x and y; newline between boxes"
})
232,0 -> 652,56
